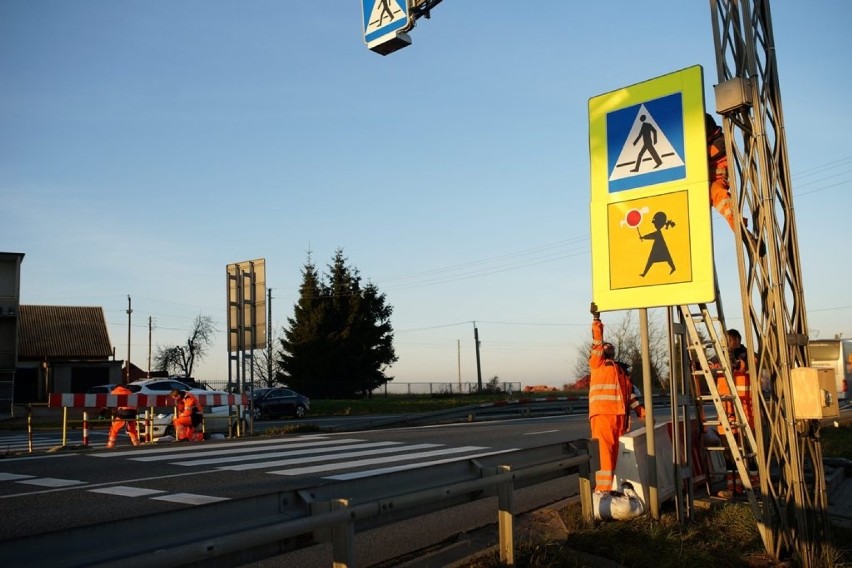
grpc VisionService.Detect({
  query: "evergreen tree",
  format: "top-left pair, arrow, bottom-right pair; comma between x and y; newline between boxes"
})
279,249 -> 397,398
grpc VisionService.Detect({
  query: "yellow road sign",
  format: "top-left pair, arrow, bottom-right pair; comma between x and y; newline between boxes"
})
588,65 -> 714,311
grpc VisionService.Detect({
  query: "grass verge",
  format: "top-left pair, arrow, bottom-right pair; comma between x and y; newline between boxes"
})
461,421 -> 852,568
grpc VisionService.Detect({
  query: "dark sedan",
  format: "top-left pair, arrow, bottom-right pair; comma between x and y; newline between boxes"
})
251,387 -> 310,420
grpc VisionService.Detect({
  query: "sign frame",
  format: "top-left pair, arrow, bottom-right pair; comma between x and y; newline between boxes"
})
588,65 -> 714,312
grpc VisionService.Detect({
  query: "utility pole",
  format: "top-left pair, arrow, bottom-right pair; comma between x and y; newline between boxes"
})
267,288 -> 273,385
125,295 -> 132,384
473,322 -> 482,393
147,316 -> 152,378
457,339 -> 461,393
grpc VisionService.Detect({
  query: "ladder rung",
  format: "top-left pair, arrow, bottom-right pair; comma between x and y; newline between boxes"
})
696,394 -> 737,402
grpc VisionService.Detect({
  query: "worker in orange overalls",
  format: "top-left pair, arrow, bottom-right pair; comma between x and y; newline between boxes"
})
588,302 -> 646,492
170,389 -> 203,441
706,113 -> 736,232
107,384 -> 140,448
716,329 -> 753,436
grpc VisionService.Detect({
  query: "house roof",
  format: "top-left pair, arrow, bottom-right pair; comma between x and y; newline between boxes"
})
18,305 -> 114,360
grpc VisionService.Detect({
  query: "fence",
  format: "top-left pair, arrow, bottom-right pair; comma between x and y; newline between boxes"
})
202,380 -> 522,396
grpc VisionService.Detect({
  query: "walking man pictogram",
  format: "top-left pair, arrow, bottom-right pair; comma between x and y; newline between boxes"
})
378,0 -> 395,25
631,114 -> 663,172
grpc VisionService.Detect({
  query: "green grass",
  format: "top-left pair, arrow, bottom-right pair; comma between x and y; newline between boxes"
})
464,500 -> 850,568
821,423 -> 852,459
459,423 -> 852,568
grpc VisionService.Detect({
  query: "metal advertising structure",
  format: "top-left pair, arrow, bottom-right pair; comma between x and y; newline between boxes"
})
226,258 -> 267,393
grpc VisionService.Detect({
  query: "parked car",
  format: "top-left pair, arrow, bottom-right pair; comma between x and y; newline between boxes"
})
251,387 -> 310,420
85,384 -> 119,394
127,378 -> 247,440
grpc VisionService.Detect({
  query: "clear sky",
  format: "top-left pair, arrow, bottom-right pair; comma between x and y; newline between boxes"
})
3,1 -> 851,389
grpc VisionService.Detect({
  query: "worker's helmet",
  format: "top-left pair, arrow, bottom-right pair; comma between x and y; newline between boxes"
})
705,113 -> 717,133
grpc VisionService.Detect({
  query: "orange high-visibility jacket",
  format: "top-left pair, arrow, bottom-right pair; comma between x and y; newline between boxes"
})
178,392 -> 200,418
708,125 -> 727,179
111,384 -> 135,410
589,320 -> 644,418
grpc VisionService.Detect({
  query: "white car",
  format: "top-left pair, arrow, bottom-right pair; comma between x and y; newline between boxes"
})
128,379 -> 247,440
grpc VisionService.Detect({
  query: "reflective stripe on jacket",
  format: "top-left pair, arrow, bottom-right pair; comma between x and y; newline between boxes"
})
589,320 -> 633,417
179,392 -> 201,418
708,126 -> 728,179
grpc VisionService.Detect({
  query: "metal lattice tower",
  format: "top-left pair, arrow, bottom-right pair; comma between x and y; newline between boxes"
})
709,1 -> 828,563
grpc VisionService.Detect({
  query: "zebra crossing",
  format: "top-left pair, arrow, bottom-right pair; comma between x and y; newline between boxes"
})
0,431 -> 109,453
92,435 -> 514,480
0,435 -> 517,507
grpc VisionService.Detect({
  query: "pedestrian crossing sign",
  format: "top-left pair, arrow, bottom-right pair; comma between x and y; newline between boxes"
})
363,0 -> 411,44
588,65 -> 714,311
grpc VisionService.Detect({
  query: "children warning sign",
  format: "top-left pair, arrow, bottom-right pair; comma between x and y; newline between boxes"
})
588,65 -> 714,311
608,191 -> 692,289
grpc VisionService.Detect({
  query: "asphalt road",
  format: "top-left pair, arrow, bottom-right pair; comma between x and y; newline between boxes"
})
0,413 -> 593,543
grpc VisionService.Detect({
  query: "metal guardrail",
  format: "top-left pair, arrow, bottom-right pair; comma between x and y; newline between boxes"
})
323,395 -> 671,431
3,441 -> 594,568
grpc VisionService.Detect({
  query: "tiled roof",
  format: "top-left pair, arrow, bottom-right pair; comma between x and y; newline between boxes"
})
19,305 -> 113,360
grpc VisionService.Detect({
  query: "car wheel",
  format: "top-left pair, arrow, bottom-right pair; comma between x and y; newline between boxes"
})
294,405 -> 306,419
165,425 -> 175,438
252,407 -> 262,421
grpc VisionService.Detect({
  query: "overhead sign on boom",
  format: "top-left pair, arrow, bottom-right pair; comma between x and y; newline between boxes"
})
362,0 -> 413,55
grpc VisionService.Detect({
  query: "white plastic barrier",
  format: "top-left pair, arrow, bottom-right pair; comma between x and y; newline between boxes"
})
612,421 -> 676,507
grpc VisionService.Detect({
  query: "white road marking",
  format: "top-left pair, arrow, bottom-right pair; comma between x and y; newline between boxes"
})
170,441 -> 403,467
524,429 -> 559,435
90,435 -> 329,458
89,486 -> 166,497
16,477 -> 85,487
0,473 -> 35,481
272,446 -> 488,476
218,443 -> 443,472
150,493 -> 229,505
131,438 -> 368,463
326,448 -> 517,480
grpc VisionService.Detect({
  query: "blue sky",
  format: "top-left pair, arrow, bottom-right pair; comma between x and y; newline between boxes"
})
3,1 -> 851,388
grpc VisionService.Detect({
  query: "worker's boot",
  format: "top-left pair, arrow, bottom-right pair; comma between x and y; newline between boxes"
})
106,439 -> 116,449
130,435 -> 140,447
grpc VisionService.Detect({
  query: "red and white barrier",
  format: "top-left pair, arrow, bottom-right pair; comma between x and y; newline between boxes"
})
47,392 -> 249,408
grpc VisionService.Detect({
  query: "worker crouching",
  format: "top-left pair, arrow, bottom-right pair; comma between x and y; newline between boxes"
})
170,389 -> 204,442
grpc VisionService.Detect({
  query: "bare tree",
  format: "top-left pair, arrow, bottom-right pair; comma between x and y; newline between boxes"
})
251,325 -> 284,388
154,314 -> 217,378
573,309 -> 670,390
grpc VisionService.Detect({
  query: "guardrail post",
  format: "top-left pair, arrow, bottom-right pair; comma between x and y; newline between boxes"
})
497,465 -> 515,566
27,406 -> 33,453
331,498 -> 355,568
82,411 -> 89,447
573,439 -> 596,523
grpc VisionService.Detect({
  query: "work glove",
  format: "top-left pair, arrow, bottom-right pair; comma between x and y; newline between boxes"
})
590,302 -> 600,320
